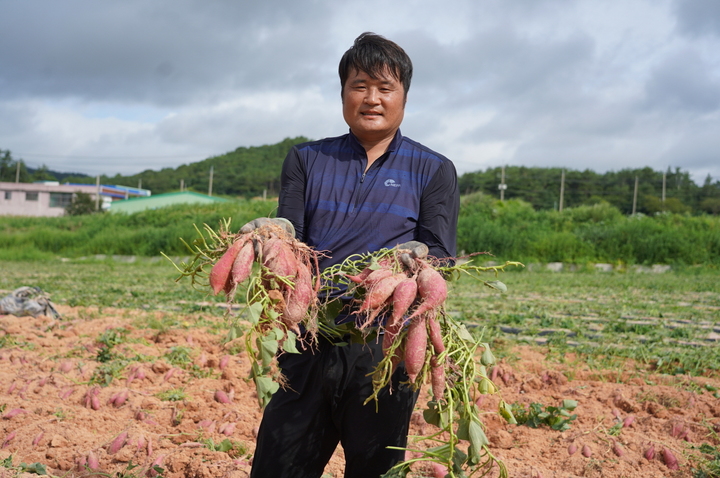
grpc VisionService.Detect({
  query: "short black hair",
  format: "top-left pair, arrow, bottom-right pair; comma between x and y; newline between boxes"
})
338,32 -> 413,98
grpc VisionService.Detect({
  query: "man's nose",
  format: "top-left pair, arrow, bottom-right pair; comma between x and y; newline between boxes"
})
364,88 -> 380,105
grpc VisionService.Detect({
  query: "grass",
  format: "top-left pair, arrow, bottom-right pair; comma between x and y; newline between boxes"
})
448,265 -> 720,377
0,258 -> 227,315
1,258 -> 718,378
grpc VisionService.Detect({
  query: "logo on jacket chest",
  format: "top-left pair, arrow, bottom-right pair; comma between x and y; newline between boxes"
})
384,179 -> 401,188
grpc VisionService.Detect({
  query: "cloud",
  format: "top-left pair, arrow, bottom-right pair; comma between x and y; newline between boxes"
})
673,0 -> 720,37
644,48 -> 720,112
0,0 -> 337,105
1,0 -> 720,185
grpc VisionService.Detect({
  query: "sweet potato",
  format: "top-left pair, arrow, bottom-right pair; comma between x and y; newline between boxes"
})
209,238 -> 246,295
662,447 -> 679,470
427,316 -> 445,354
345,267 -> 373,284
612,441 -> 624,457
362,268 -> 393,288
219,355 -> 231,371
87,450 -> 100,470
405,316 -> 428,383
1,431 -> 15,448
644,444 -> 655,460
262,237 -> 298,278
282,262 -> 314,328
2,408 -> 27,419
430,355 -> 446,400
406,265 -> 447,321
214,390 -> 232,404
360,273 -> 407,313
107,431 -> 128,455
581,444 -> 592,457
231,240 -> 255,285
388,277 -> 418,327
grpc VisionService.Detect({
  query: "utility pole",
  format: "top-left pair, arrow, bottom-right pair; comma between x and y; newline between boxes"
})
180,179 -> 184,192
498,165 -> 507,201
15,161 -> 20,183
559,169 -> 566,212
662,171 -> 666,207
632,176 -> 639,215
138,178 -> 142,189
208,166 -> 214,197
95,175 -> 101,211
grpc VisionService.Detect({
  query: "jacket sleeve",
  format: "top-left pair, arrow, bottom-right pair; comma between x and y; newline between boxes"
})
416,159 -> 459,259
277,147 -> 307,241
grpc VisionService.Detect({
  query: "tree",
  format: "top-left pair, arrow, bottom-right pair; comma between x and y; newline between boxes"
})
1,150 -> 14,181
31,164 -> 58,182
65,192 -> 98,216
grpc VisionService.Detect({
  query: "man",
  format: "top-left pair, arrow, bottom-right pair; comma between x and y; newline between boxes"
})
249,32 -> 459,478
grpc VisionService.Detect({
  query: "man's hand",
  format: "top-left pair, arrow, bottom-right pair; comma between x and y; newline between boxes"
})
396,240 -> 428,269
239,217 -> 295,238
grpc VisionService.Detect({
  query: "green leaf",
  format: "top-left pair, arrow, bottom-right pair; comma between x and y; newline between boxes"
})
480,343 -> 496,366
467,420 -> 489,465
265,307 -> 280,320
19,462 -> 48,475
254,376 -> 280,408
485,280 -> 507,292
456,417 -> 470,440
258,337 -> 278,368
380,463 -> 411,478
247,302 -> 264,325
217,439 -> 234,452
226,325 -> 242,341
478,377 -> 496,394
282,331 -> 299,354
562,399 -> 578,411
456,324 -> 475,343
468,420 -> 489,448
499,400 -> 517,425
423,401 -> 442,427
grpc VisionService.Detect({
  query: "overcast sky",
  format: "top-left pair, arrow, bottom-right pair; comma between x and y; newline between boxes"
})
1,0 -> 719,185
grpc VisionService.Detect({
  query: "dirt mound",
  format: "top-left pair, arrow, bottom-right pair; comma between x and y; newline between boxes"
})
1,307 -> 718,477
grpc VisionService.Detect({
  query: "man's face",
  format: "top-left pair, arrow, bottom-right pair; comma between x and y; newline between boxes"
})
342,68 -> 406,145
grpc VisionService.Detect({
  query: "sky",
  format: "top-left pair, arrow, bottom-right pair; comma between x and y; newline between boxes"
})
1,0 -> 719,185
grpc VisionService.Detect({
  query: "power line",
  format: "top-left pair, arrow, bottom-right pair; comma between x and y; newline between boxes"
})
13,152 -> 206,160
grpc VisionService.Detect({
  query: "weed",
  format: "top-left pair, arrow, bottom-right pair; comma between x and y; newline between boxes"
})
511,400 -> 578,431
636,390 -> 681,408
97,328 -> 129,348
91,359 -> 130,386
53,408 -> 70,421
156,388 -> 187,401
201,438 -> 248,457
164,346 -> 193,366
0,455 -> 49,476
691,443 -> 720,478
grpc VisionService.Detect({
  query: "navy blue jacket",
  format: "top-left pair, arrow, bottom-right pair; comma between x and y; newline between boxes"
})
278,130 -> 459,272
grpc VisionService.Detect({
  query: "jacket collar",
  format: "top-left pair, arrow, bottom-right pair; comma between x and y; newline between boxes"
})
347,129 -> 403,156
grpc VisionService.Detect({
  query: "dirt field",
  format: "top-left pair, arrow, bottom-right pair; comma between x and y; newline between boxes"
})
1,305 -> 718,478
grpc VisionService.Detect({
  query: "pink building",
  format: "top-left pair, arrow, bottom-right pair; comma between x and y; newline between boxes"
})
0,182 -> 105,217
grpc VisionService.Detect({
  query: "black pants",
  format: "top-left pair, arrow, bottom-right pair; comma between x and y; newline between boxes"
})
250,335 -> 419,478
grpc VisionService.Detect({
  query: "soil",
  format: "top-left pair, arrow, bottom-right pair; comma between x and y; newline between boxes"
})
1,306 -> 718,478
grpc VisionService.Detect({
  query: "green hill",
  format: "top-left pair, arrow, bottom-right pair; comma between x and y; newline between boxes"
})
57,137 -> 311,198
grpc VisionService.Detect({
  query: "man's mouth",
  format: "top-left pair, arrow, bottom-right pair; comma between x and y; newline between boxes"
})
362,111 -> 382,116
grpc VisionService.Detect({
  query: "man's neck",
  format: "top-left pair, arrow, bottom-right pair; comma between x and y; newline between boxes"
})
356,131 -> 397,170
